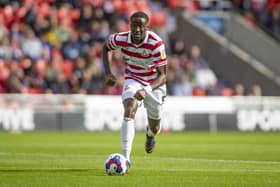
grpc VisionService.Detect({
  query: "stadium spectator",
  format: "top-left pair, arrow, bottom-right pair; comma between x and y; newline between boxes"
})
44,57 -> 61,92
172,72 -> 193,96
0,15 -> 8,41
61,29 -> 82,60
20,26 -> 44,60
0,37 -> 13,60
6,61 -> 27,93
234,83 -> 246,96
48,73 -> 70,94
195,64 -> 218,93
267,4 -> 280,36
78,3 -> 95,31
248,84 -> 262,96
170,38 -> 187,56
188,45 -> 210,69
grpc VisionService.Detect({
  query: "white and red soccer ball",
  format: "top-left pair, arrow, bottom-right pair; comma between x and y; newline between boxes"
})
104,153 -> 129,176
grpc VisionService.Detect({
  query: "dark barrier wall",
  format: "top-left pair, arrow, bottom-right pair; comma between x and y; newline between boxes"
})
34,112 -> 85,131
1,112 -> 276,132
0,110 -> 243,131
175,13 -> 280,96
185,114 -> 238,131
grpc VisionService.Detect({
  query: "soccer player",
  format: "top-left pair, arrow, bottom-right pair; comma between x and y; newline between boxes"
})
102,11 -> 168,166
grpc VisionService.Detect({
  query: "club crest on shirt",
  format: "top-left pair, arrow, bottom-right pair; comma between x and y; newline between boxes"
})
141,50 -> 149,57
124,85 -> 132,91
160,51 -> 166,59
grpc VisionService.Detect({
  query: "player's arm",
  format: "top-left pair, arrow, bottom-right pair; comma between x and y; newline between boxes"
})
102,42 -> 117,86
149,41 -> 168,91
150,65 -> 167,90
134,65 -> 167,101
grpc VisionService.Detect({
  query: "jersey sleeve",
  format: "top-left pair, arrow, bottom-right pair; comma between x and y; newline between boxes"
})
106,33 -> 119,50
152,41 -> 168,67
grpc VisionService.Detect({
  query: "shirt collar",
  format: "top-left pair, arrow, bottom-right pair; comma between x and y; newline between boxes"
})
128,31 -> 149,47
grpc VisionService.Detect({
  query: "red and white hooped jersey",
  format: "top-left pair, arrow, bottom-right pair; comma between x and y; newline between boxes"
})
106,31 -> 167,86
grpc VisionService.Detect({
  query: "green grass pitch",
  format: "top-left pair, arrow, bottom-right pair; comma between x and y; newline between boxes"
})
0,131 -> 280,187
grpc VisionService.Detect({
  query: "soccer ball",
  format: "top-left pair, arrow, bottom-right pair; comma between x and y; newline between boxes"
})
104,153 -> 129,176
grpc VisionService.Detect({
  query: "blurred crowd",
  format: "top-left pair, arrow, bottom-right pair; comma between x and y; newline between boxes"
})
0,0 -> 262,96
231,0 -> 280,40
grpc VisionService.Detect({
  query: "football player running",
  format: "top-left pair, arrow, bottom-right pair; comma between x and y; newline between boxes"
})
102,11 -> 168,169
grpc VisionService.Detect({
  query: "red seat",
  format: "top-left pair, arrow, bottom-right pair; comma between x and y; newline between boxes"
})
192,88 -> 206,96
151,11 -> 167,27
62,60 -> 73,79
27,88 -> 44,94
0,67 -> 10,80
0,60 -> 10,81
35,60 -> 47,78
221,88 -> 234,96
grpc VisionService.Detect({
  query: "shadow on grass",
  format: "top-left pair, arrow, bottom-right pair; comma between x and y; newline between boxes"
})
0,168 -> 105,176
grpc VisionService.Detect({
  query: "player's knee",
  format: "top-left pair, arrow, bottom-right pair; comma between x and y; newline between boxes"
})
124,106 -> 136,119
123,99 -> 137,119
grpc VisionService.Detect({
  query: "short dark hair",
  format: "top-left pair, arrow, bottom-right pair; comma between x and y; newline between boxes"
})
130,11 -> 149,24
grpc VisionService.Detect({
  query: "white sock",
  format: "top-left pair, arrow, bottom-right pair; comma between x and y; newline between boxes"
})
121,118 -> 135,161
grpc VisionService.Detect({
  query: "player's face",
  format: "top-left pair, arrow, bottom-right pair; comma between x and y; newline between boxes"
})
130,17 -> 148,44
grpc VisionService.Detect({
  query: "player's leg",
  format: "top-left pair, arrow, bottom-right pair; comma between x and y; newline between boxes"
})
144,89 -> 165,153
146,118 -> 161,136
121,79 -> 142,162
145,118 -> 160,153
121,98 -> 138,162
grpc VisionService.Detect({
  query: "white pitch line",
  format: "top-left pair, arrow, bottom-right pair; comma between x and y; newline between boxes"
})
140,156 -> 280,165
136,167 -> 280,173
1,152 -> 280,165
0,167 -> 279,174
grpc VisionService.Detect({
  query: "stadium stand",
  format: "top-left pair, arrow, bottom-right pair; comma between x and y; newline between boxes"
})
164,0 -> 280,96
231,0 -> 280,41
1,0 -> 278,96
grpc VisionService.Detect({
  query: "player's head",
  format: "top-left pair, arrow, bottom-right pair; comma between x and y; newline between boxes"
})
130,11 -> 149,44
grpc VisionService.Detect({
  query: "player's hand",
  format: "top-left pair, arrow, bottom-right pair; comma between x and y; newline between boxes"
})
105,74 -> 117,86
134,89 -> 147,101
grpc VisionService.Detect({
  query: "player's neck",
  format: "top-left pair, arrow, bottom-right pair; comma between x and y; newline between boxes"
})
131,33 -> 147,45
131,37 -> 144,45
